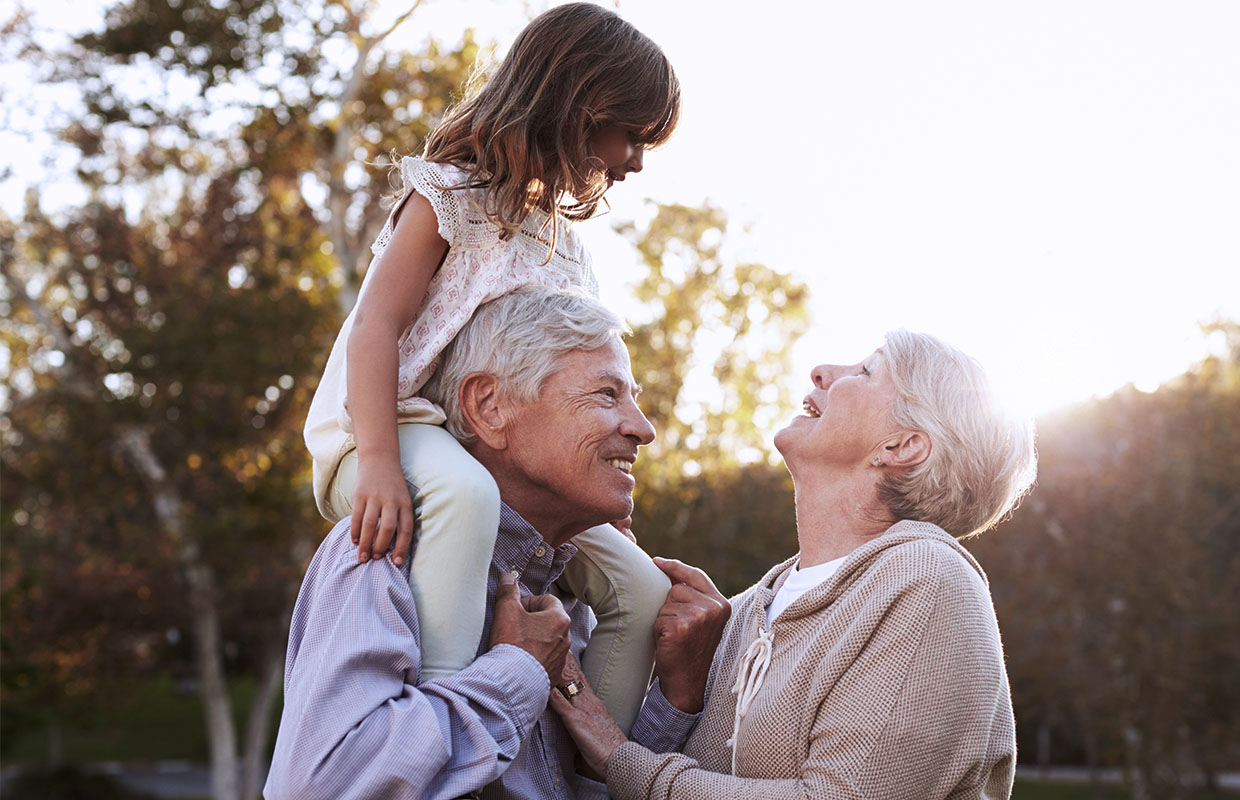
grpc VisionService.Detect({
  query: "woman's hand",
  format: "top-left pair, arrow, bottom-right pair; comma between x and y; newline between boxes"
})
350,457 -> 415,566
651,557 -> 731,713
547,655 -> 628,780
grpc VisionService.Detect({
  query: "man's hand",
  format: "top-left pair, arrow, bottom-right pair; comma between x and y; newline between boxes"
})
489,571 -> 572,682
651,557 -> 731,714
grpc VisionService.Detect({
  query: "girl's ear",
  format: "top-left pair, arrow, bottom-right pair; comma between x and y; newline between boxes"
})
883,430 -> 931,469
458,373 -> 508,450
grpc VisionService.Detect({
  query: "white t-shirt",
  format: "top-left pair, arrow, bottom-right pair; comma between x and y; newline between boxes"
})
766,555 -> 848,628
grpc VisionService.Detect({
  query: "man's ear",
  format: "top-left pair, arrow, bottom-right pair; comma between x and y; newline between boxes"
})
883,430 -> 931,469
458,373 -> 508,450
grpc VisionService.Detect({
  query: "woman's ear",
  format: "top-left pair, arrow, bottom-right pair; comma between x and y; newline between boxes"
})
884,430 -> 931,469
458,373 -> 508,450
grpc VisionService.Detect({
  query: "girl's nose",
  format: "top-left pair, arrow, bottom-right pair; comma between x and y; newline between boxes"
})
626,147 -> 644,174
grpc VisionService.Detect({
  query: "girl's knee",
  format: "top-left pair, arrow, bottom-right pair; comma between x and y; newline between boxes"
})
404,446 -> 499,510
617,557 -> 672,618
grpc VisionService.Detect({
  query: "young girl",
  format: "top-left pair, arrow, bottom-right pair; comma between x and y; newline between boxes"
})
303,3 -> 680,734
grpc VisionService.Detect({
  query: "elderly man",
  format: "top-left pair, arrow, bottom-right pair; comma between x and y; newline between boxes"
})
265,286 -> 728,800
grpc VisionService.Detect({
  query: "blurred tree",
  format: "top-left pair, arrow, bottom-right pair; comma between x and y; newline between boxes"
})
1,2 -> 477,798
969,320 -> 1240,798
620,202 -> 811,595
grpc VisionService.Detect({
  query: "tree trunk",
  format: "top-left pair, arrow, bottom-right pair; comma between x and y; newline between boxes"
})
47,716 -> 63,766
240,574 -> 302,800
1035,718 -> 1051,775
326,2 -> 423,317
1123,723 -> 1149,800
118,426 -> 240,800
240,640 -> 284,800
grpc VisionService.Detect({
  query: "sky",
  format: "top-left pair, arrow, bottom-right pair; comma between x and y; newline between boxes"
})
3,0 -> 1238,418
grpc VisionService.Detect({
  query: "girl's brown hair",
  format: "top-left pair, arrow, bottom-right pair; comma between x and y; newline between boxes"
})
423,2 -> 679,244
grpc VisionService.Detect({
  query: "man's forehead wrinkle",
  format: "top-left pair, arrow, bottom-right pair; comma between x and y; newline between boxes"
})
593,368 -> 638,389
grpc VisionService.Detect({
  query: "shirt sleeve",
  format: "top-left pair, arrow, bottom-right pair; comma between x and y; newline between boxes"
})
629,679 -> 700,754
264,523 -> 550,800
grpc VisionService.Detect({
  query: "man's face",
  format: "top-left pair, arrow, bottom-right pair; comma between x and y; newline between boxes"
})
500,337 -> 655,543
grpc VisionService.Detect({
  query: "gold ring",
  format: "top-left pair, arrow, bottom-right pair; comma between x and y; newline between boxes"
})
557,680 -> 585,700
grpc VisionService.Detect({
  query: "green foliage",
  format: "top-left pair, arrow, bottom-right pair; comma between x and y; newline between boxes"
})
0,161 -> 337,727
620,202 -> 812,486
0,0 -> 479,776
619,202 -> 810,597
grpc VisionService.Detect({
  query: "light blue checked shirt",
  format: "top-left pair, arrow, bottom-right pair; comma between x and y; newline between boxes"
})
265,505 -> 696,800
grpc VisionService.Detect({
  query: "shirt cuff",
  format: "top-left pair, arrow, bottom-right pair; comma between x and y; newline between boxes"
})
629,679 -> 700,754
574,774 -> 610,800
466,644 -> 550,735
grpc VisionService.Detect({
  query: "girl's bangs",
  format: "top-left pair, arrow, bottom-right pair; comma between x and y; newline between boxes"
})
623,55 -> 679,148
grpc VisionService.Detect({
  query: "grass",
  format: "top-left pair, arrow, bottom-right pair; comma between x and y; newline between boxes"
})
5,688 -> 1237,800
2,676 -> 279,765
1014,779 -> 1240,799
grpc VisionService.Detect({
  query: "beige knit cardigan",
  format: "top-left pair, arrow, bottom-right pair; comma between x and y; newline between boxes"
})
608,520 -> 1015,800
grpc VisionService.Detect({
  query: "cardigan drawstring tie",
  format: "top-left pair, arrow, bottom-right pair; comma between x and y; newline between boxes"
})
727,624 -> 774,775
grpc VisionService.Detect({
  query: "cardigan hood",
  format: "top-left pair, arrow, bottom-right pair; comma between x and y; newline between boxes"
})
756,519 -> 987,628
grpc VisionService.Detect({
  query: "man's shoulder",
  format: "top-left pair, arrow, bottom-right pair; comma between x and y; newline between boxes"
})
307,519 -> 412,582
295,519 -> 419,623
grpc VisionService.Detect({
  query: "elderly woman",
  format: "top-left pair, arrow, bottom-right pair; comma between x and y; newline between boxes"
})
551,330 -> 1036,800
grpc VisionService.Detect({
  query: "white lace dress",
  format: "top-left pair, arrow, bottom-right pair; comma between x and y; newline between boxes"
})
304,156 -> 600,518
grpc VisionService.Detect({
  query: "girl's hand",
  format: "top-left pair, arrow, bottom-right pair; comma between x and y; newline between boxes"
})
547,655 -> 628,781
350,459 -> 415,566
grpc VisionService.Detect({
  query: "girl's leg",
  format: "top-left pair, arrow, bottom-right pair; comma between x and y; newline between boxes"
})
558,524 -> 671,735
329,422 -> 500,681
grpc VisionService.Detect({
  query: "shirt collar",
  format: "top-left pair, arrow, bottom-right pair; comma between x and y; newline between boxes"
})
493,503 -> 578,595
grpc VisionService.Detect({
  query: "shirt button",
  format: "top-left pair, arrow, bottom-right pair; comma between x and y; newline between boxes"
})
533,545 -> 547,558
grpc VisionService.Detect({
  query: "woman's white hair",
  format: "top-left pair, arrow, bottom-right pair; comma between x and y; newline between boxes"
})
421,285 -> 629,441
878,329 -> 1037,537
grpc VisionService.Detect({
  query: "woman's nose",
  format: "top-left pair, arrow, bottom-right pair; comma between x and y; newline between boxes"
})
811,364 -> 837,389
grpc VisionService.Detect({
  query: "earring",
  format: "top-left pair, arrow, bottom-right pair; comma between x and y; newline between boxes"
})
872,455 -> 883,467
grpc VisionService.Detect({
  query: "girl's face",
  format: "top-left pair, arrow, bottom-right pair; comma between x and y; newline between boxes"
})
587,125 -> 644,183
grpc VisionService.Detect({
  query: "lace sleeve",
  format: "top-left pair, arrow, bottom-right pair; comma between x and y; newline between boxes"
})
399,156 -> 465,247
369,157 -> 466,258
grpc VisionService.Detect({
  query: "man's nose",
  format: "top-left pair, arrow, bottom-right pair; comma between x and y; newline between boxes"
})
621,399 -> 656,445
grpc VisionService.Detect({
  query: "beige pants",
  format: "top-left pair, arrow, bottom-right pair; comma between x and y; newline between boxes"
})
328,422 -> 670,734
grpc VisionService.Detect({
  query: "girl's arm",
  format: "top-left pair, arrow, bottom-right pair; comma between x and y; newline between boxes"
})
347,191 -> 448,565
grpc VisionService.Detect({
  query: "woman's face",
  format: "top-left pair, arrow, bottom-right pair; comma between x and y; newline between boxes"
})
774,349 -> 901,472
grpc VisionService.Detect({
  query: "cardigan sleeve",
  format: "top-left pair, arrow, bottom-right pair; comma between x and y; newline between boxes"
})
606,544 -> 1015,800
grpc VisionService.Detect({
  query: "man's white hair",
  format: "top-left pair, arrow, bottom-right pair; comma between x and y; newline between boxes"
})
878,329 -> 1037,537
421,285 -> 629,441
